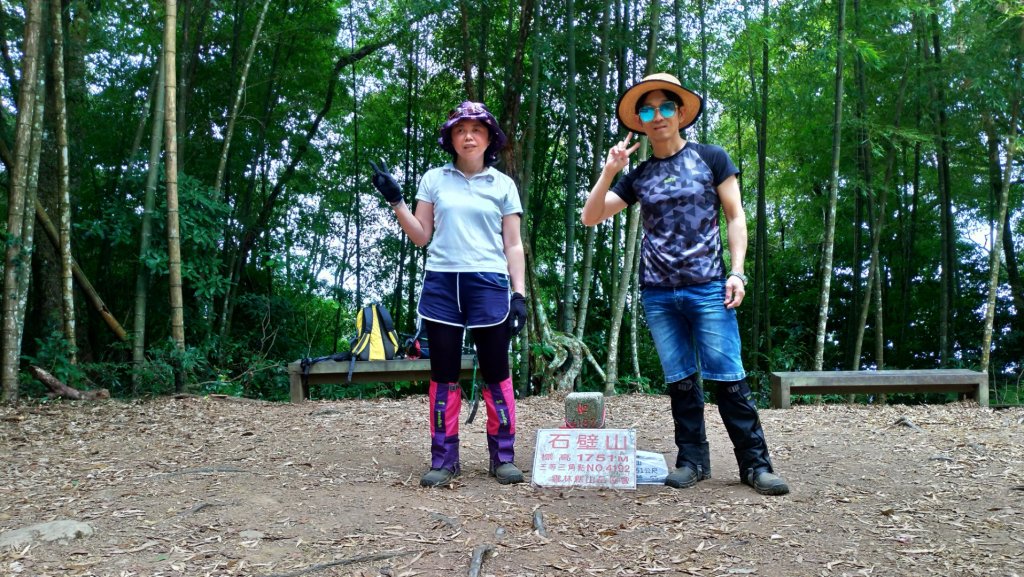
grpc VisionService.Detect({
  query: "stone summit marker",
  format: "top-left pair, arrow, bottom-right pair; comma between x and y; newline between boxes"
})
563,391 -> 606,428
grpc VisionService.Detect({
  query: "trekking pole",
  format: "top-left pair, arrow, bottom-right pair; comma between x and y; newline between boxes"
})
465,355 -> 480,424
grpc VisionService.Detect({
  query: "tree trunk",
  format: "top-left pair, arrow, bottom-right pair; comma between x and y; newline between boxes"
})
345,9 -> 363,305
517,0 -> 542,397
741,0 -> 759,368
29,365 -> 109,400
849,168 -> 874,368
132,53 -> 167,394
699,0 -> 709,143
630,232 -> 641,379
391,26 -> 423,331
525,238 -> 602,395
560,0 -> 579,334
644,0 -> 660,72
458,0 -> 476,101
849,0 -> 873,371
609,0 -> 624,301
575,0 -> 612,342
1000,182 -> 1024,322
18,40 -> 46,377
213,0 -> 271,194
63,0 -> 89,204
897,141 -> 922,367
926,4 -> 955,366
980,52 -> 1021,374
331,197 -> 354,354
108,66 -> 158,220
852,55 -> 909,373
813,0 -> 847,371
489,0 -> 534,392
497,0 -> 533,180
673,0 -> 683,81
988,119 -> 1024,322
605,202 -> 641,394
50,0 -> 75,362
603,0 -> 649,394
165,0 -> 187,392
175,0 -> 212,164
216,21 -> 290,341
750,0 -> 769,371
848,182 -> 863,370
1,0 -> 44,402
474,1 -> 491,102
874,67 -> 909,372
34,201 -> 128,341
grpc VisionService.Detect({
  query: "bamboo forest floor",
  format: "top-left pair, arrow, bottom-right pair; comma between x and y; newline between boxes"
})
1,394 -> 1022,577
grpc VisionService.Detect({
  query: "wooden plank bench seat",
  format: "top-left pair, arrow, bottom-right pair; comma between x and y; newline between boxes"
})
288,355 -> 478,403
769,369 -> 988,409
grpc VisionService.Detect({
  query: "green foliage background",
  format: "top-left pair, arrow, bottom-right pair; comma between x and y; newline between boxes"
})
0,0 -> 1021,406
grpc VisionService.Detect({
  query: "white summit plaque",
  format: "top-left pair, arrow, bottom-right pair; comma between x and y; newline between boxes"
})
532,428 -> 636,489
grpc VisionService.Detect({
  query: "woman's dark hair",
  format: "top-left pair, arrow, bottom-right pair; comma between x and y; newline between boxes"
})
634,90 -> 683,115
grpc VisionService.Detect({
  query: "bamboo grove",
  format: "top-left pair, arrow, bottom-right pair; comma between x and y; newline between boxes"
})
0,0 -> 1020,404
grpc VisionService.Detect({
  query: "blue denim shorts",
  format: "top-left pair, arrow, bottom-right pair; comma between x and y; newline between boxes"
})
418,271 -> 511,328
640,280 -> 746,383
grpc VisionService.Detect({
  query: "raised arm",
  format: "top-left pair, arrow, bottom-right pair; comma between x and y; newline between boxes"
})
581,132 -> 639,226
392,199 -> 434,248
370,159 -> 434,247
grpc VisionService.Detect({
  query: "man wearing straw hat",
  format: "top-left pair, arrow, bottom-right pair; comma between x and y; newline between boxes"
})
581,73 -> 789,496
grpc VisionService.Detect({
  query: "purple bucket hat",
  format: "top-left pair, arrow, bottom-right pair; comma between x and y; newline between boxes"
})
438,101 -> 508,165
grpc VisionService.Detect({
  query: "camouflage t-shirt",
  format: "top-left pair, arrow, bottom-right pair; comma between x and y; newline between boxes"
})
611,142 -> 740,288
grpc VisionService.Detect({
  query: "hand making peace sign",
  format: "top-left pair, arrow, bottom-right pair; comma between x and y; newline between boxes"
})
604,132 -> 642,175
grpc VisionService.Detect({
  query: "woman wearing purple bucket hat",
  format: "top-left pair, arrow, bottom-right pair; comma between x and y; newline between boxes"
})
370,101 -> 526,488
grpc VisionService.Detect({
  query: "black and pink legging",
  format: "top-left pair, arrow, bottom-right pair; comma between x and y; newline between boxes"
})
424,320 -> 511,384
424,319 -> 516,470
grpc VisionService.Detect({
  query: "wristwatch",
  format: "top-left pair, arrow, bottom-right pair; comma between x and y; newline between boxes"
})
728,272 -> 749,286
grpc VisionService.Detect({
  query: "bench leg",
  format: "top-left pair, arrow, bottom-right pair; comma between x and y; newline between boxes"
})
771,382 -> 791,409
289,370 -> 305,403
976,377 -> 989,408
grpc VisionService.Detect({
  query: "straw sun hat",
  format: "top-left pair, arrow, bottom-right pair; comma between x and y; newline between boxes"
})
615,73 -> 704,133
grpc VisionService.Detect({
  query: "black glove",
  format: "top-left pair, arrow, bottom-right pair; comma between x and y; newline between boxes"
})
369,158 -> 403,205
508,292 -> 527,337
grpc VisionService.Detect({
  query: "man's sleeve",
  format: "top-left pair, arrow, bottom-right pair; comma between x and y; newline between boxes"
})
610,167 -> 639,206
703,145 -> 741,187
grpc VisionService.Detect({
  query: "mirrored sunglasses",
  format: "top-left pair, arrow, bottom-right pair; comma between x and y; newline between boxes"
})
638,101 -> 678,123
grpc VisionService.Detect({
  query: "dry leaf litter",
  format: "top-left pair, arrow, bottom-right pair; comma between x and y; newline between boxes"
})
0,395 -> 1021,577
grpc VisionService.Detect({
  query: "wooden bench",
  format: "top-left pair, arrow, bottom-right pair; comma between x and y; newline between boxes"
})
769,369 -> 988,409
287,355 -> 478,403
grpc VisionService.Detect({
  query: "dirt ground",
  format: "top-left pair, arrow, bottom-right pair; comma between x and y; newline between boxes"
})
1,394 -> 1022,577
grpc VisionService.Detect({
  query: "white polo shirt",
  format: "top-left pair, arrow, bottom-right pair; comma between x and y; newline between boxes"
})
415,163 -> 522,274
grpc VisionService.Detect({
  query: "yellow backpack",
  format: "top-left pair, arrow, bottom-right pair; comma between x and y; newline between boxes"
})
349,303 -> 400,363
299,303 -> 403,386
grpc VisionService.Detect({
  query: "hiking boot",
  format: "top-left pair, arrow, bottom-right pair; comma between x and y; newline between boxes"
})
420,468 -> 458,487
665,465 -> 705,489
489,462 -> 524,485
744,470 -> 790,496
